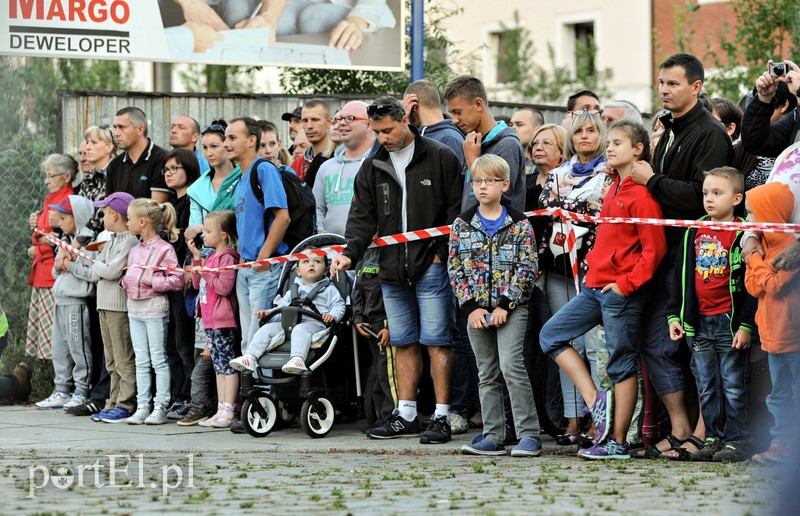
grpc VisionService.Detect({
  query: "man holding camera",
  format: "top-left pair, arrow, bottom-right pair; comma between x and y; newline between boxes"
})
741,59 -> 800,270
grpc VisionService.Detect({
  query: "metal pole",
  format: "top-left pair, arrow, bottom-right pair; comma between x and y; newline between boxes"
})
410,0 -> 424,82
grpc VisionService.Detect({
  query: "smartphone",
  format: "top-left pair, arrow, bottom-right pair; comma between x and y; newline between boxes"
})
361,324 -> 380,339
484,313 -> 493,327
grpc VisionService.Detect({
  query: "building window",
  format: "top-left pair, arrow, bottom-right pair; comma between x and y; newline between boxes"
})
573,22 -> 597,76
494,31 -> 514,84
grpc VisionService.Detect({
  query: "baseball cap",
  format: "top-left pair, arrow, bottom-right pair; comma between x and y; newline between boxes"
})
281,106 -> 302,121
48,198 -> 73,214
93,192 -> 134,214
85,230 -> 112,252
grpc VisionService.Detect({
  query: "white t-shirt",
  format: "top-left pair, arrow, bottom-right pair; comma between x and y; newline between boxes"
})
389,141 -> 416,232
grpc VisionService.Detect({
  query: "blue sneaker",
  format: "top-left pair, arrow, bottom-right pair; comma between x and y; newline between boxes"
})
471,423 -> 517,445
511,436 -> 543,457
461,438 -> 507,456
100,407 -> 132,424
582,390 -> 612,444
579,437 -> 630,460
91,408 -> 112,422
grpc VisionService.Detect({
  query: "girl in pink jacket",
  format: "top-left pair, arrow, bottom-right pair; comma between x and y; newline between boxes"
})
121,199 -> 184,425
188,210 -> 240,428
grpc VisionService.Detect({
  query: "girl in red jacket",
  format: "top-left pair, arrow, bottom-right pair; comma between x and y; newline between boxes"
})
188,210 -> 240,428
539,120 -> 667,460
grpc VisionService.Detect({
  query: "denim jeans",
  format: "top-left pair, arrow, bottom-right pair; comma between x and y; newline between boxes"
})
688,312 -> 750,443
468,305 -> 540,444
277,0 -> 351,35
129,316 -> 171,408
766,350 -> 800,446
545,272 -> 600,418
381,263 -> 453,347
236,266 -> 281,349
204,0 -> 259,27
540,283 -> 646,384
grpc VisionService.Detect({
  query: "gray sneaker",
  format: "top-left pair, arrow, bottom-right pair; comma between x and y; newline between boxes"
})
691,437 -> 723,462
126,407 -> 151,425
145,405 -> 169,425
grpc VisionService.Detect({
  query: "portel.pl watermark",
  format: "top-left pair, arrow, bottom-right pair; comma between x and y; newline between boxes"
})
28,453 -> 195,498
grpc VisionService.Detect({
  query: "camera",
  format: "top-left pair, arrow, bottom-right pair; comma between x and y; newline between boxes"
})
769,62 -> 786,78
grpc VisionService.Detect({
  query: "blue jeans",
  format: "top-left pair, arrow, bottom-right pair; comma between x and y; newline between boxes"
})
540,283 -> 646,384
688,313 -> 750,443
767,351 -> 800,446
129,316 -> 171,408
236,266 -> 281,348
204,0 -> 259,27
277,0 -> 351,35
381,263 -> 453,347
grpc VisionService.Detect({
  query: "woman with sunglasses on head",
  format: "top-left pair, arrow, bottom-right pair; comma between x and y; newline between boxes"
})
26,154 -> 77,360
76,125 -> 118,243
538,111 -> 612,447
185,120 -> 241,243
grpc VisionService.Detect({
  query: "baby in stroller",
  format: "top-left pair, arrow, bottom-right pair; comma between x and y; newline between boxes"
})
230,248 -> 346,375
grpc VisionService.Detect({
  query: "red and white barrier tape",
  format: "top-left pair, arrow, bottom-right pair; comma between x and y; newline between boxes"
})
38,210 -> 799,277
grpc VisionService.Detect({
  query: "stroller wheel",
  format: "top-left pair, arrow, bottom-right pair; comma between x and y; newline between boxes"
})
300,394 -> 335,438
242,395 -> 278,437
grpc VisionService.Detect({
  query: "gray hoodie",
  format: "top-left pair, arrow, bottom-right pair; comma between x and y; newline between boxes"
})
312,144 -> 369,236
53,195 -> 97,304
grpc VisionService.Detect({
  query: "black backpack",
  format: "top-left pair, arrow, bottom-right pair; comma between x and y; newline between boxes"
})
249,159 -> 316,251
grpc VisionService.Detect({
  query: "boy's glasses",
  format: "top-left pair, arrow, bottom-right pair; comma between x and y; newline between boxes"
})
470,178 -> 505,186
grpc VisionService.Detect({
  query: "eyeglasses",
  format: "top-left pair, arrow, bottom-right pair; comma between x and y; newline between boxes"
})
531,139 -> 556,148
201,123 -> 226,134
333,115 -> 369,124
43,172 -> 67,181
470,178 -> 506,186
571,109 -> 601,117
162,165 -> 184,175
367,104 -> 398,118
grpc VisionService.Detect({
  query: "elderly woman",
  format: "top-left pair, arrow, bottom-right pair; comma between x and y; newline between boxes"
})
539,111 -> 611,445
26,154 -> 77,359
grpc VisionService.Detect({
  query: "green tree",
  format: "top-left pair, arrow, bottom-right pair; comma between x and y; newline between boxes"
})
495,12 -> 613,103
672,0 -> 800,100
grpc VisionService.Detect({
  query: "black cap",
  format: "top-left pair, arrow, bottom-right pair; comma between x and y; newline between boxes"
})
281,106 -> 302,122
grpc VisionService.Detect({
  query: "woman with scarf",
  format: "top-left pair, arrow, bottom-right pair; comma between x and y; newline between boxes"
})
538,111 -> 611,446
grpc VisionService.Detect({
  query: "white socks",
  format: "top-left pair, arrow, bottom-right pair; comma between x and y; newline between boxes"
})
434,404 -> 450,420
397,400 -> 417,421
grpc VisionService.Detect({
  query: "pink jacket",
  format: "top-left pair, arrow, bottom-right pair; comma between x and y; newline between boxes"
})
121,235 -> 184,300
192,247 -> 240,329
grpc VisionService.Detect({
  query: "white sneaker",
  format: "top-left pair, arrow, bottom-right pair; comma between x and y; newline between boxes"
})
145,405 -> 169,425
229,354 -> 257,373
281,356 -> 307,375
126,407 -> 151,425
63,392 -> 86,410
450,413 -> 469,435
35,391 -> 71,409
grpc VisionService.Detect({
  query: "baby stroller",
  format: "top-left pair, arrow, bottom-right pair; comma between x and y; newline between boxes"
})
239,234 -> 362,438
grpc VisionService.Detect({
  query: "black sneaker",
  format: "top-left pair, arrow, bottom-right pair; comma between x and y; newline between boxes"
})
713,442 -> 749,463
167,401 -> 191,420
229,418 -> 246,434
420,415 -> 451,444
66,400 -> 102,417
366,411 -> 419,439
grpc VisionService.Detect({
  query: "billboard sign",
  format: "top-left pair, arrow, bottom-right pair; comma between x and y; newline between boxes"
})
1,0 -> 404,70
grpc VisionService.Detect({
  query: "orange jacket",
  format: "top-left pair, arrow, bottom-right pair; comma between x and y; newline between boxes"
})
744,182 -> 800,354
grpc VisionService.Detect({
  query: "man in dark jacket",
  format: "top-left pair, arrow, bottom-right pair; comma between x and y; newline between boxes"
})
444,75 -> 526,212
630,53 -> 733,459
331,96 -> 463,444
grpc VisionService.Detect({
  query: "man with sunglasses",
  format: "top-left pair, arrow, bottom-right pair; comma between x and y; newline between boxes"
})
313,101 -> 374,237
331,96 -> 462,444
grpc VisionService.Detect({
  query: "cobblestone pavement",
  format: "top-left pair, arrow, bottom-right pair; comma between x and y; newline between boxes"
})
2,449 -> 770,514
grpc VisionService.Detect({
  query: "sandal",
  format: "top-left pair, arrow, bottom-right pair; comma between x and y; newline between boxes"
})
665,436 -> 704,461
631,433 -> 684,459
